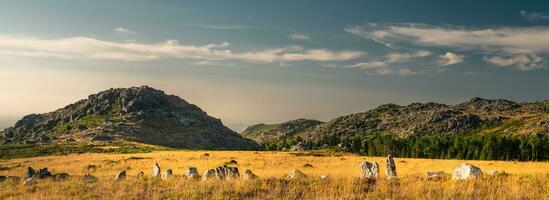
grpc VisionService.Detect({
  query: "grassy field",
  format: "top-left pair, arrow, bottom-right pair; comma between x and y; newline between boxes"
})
0,150 -> 548,199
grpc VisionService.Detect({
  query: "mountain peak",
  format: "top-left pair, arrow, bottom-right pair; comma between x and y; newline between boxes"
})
1,86 -> 259,150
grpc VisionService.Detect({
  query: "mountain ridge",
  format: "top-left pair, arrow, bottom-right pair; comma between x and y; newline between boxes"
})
241,97 -> 549,144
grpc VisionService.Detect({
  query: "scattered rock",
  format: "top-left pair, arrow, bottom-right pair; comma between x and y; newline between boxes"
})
215,165 -> 240,180
186,167 -> 199,180
52,173 -> 71,181
23,177 -> 37,186
152,163 -> 161,177
303,163 -> 313,168
6,176 -> 21,182
224,160 -> 238,165
452,163 -> 482,180
360,161 -> 379,179
136,171 -> 144,179
82,173 -> 97,182
290,143 -> 307,151
202,169 -> 216,181
37,168 -> 53,179
287,169 -> 306,179
26,167 -> 36,178
243,169 -> 258,180
115,170 -> 126,181
487,170 -> 508,177
161,169 -> 173,180
86,165 -> 99,171
386,155 -> 397,179
427,171 -> 444,180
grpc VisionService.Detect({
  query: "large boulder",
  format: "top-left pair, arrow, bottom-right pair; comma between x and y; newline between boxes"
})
360,161 -> 379,179
452,163 -> 482,180
386,155 -> 397,179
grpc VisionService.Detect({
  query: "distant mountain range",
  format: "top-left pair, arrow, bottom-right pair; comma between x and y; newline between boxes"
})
241,97 -> 549,144
0,86 -> 260,150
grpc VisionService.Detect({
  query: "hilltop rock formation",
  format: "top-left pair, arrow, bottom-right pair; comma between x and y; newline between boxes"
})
0,86 -> 260,150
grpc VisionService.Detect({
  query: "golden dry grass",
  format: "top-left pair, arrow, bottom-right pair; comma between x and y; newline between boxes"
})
0,150 -> 548,199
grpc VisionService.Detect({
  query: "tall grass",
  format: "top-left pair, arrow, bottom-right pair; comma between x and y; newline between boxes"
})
0,150 -> 548,199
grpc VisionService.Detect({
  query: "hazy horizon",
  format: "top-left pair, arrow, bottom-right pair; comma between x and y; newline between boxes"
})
2,0 -> 549,131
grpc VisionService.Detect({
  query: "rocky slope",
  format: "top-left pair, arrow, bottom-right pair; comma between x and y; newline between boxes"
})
240,119 -> 322,143
0,86 -> 260,150
242,98 -> 549,143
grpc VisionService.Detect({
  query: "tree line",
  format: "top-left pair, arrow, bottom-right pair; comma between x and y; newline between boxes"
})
262,133 -> 549,161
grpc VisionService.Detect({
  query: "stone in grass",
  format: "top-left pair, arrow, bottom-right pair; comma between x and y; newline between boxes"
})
136,171 -> 145,179
287,169 -> 307,179
115,170 -> 126,181
360,161 -> 379,179
152,163 -> 161,177
186,167 -> 199,180
161,169 -> 173,180
452,163 -> 482,180
243,169 -> 258,180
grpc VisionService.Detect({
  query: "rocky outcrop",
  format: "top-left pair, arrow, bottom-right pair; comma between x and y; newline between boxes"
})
0,86 -> 260,150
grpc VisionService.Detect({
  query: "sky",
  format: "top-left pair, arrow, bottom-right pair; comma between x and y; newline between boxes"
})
1,0 -> 549,131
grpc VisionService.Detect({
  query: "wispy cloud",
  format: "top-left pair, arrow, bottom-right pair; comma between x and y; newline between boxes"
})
521,10 -> 549,21
194,24 -> 247,30
346,50 -> 430,76
438,52 -> 464,66
483,54 -> 543,71
0,35 -> 364,63
114,27 -> 136,35
346,24 -> 549,70
289,33 -> 310,40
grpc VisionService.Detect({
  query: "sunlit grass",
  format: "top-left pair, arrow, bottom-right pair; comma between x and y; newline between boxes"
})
0,150 -> 548,199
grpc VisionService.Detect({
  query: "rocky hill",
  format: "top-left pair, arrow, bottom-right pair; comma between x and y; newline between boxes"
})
242,98 -> 549,144
0,86 -> 260,150
241,119 -> 322,143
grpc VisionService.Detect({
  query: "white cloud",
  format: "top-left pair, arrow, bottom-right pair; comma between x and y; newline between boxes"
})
346,50 -> 429,75
0,35 -> 364,63
346,24 -> 549,70
438,52 -> 464,66
483,54 -> 543,71
521,10 -> 549,21
114,27 -> 136,35
386,50 -> 431,63
289,33 -> 311,40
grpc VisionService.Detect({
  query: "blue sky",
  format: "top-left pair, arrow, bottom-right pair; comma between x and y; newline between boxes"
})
1,0 -> 549,131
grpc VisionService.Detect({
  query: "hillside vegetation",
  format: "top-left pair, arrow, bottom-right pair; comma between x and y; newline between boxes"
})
0,151 -> 548,199
243,98 -> 549,161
